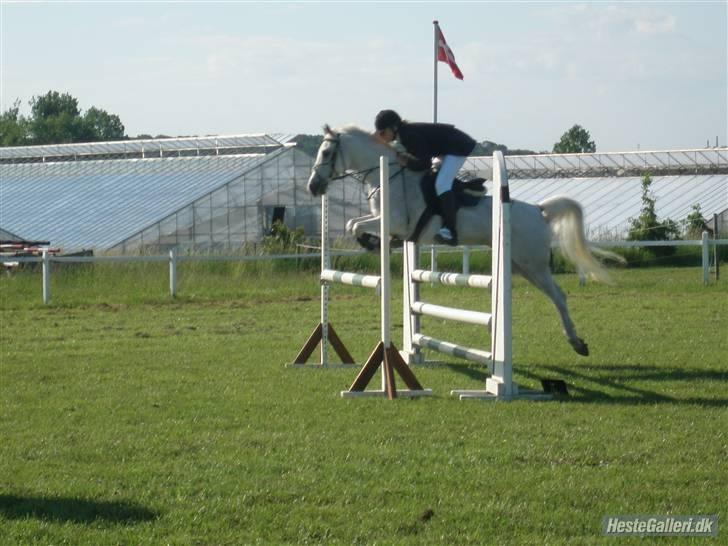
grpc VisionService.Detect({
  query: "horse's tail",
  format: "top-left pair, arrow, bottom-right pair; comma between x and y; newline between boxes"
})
539,196 -> 624,284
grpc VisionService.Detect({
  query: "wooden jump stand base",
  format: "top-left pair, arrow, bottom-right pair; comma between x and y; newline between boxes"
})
341,341 -> 433,400
287,322 -> 359,368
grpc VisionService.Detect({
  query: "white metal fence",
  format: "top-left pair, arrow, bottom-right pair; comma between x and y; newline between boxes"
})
2,236 -> 725,305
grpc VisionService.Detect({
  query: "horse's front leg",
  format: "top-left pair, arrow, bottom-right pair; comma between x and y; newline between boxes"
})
346,213 -> 376,235
350,216 -> 382,251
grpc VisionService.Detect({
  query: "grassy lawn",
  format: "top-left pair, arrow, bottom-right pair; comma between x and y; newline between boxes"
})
0,263 -> 726,545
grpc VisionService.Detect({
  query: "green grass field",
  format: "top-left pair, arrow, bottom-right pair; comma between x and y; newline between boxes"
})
1,263 -> 726,545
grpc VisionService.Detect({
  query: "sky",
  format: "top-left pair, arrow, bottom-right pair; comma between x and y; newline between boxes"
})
1,1 -> 726,153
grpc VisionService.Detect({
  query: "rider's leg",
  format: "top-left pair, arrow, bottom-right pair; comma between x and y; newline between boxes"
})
434,155 -> 467,246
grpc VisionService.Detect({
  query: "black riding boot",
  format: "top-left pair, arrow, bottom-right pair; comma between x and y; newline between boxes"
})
434,190 -> 458,246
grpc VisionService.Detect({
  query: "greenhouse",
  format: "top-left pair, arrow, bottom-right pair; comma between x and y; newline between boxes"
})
1,137 -> 726,254
0,135 -> 369,253
465,148 -> 728,238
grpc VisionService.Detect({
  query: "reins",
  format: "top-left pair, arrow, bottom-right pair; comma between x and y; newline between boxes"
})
365,165 -> 405,200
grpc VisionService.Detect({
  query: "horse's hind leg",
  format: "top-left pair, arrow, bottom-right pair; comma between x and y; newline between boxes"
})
517,264 -> 589,357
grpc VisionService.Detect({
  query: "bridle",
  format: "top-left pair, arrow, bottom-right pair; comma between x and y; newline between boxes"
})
315,133 -> 346,183
314,128 -> 411,229
315,130 -> 400,187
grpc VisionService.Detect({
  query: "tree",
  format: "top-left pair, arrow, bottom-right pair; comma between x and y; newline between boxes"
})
28,91 -> 85,144
473,140 -> 539,156
0,100 -> 29,146
553,124 -> 596,153
0,91 -> 127,146
683,204 -> 708,239
82,107 -> 125,141
291,134 -> 324,157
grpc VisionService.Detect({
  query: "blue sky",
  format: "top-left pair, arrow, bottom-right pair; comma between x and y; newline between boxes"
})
1,1 -> 726,152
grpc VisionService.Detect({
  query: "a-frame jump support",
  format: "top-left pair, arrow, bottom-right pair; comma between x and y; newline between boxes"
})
341,157 -> 432,399
288,192 -> 358,368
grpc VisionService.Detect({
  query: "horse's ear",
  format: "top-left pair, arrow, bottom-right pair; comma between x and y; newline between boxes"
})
323,124 -> 333,136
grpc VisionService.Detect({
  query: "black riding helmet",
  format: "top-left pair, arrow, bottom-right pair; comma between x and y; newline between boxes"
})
375,109 -> 402,132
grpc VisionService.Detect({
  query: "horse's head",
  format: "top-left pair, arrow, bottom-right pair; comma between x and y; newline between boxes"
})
307,124 -> 343,197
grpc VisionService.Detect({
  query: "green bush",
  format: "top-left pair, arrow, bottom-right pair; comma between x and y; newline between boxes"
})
627,172 -> 680,257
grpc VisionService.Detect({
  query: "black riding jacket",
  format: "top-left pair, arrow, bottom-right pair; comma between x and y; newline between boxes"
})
396,122 -> 477,171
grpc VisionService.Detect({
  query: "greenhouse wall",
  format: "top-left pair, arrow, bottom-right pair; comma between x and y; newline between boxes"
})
110,147 -> 370,253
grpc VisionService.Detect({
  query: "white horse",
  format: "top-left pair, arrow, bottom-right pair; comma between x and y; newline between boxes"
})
307,124 -> 621,356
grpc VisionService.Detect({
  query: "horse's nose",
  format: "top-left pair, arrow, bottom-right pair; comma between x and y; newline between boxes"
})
308,173 -> 323,196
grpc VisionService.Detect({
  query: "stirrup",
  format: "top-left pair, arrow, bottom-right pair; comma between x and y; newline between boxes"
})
434,228 -> 458,246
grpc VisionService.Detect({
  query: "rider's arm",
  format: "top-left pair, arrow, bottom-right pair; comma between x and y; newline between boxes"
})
399,132 -> 432,171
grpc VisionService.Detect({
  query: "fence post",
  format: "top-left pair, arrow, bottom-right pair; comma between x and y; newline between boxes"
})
42,250 -> 51,304
702,231 -> 709,285
462,245 -> 470,275
169,248 -> 177,298
714,214 -> 720,281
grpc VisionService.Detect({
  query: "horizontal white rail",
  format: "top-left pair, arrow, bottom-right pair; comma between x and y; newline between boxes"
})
411,301 -> 492,327
411,269 -> 492,288
4,236 -> 724,305
413,334 -> 492,365
320,269 -> 381,289
590,239 -> 728,248
3,239 -> 726,266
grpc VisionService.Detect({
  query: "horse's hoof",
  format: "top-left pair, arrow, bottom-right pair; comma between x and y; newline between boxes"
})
390,237 -> 404,249
356,233 -> 380,252
570,338 -> 589,357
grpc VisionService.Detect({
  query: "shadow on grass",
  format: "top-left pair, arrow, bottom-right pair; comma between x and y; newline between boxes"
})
0,495 -> 159,525
518,364 -> 728,407
441,360 -> 728,406
443,363 -> 490,383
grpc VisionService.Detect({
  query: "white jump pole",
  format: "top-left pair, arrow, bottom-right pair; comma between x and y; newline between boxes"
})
379,156 -> 391,391
486,154 -> 513,397
402,240 -> 422,364
453,151 -> 550,400
340,156 -> 431,398
320,193 -> 330,365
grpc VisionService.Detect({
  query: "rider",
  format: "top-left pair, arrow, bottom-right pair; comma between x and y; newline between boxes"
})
373,109 -> 476,246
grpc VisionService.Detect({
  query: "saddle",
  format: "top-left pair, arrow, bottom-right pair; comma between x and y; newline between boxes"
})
408,168 -> 487,243
355,167 -> 487,251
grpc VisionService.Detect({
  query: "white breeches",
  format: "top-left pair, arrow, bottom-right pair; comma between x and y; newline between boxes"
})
434,155 -> 468,195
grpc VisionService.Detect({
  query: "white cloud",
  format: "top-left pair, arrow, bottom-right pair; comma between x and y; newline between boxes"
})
547,4 -> 677,38
634,14 -> 676,34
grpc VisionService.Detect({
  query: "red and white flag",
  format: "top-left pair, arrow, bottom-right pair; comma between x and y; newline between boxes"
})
435,23 -> 464,80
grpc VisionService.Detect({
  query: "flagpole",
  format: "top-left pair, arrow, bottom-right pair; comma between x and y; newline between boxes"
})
433,20 -> 438,122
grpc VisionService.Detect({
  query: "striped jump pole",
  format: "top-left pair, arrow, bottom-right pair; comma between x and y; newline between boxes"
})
289,192 -> 359,368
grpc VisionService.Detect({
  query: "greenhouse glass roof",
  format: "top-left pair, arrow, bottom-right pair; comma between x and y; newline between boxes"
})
0,134 -> 291,163
465,149 -> 728,238
0,151 -> 285,251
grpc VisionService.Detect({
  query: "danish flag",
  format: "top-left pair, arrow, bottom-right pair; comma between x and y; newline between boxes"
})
435,22 -> 464,80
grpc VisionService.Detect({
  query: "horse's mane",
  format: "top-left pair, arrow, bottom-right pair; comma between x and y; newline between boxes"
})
335,124 -> 396,158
